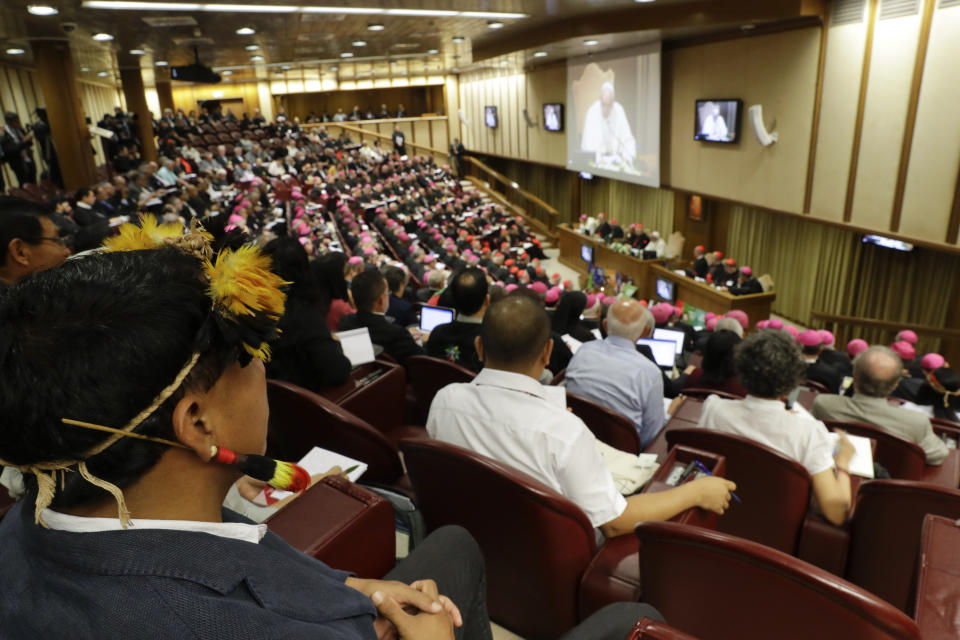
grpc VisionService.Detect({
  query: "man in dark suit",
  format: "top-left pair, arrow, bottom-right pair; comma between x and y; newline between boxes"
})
338,269 -> 424,366
799,329 -> 844,394
426,267 -> 488,371
1,112 -> 36,187
384,265 -> 418,327
693,245 -> 709,278
392,125 -> 406,156
727,265 -> 763,296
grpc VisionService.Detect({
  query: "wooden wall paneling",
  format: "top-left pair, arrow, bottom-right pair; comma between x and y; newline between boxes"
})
842,0 -> 879,222
413,118 -> 430,149
803,20 -> 830,213
889,0 -> 937,232
849,4 -> 922,229
949,163 -> 960,245
433,118 -> 449,155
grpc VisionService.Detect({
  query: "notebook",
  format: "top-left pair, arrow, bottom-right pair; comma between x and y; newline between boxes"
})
827,432 -> 875,478
335,327 -> 376,367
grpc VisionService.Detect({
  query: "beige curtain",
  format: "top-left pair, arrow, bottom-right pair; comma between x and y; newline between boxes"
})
580,178 -> 675,236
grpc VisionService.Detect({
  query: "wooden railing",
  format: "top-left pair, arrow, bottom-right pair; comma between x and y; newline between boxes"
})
809,312 -> 960,340
302,121 -> 449,167
463,155 -> 559,239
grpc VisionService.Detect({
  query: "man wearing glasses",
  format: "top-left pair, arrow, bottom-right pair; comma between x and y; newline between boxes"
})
0,196 -> 70,293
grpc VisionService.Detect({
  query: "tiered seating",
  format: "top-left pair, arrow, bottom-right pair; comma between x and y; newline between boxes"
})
567,391 -> 642,454
405,355 -> 477,425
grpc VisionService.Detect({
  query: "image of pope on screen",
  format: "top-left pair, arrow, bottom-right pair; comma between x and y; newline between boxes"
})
580,82 -> 636,168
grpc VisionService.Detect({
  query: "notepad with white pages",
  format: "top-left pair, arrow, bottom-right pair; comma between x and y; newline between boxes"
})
827,432 -> 875,478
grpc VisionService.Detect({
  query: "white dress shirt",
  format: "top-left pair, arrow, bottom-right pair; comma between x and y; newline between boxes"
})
427,367 -> 627,527
40,508 -> 268,544
696,394 -> 836,476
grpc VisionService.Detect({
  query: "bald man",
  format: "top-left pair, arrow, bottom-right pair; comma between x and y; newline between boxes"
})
566,300 -> 671,448
812,346 -> 948,465
427,296 -> 735,544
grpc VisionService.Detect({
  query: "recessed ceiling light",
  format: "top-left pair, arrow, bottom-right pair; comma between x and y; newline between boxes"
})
97,71 -> 110,76
250,54 -> 264,61
741,23 -> 756,30
221,69 -> 232,75
459,11 -> 526,18
533,51 -> 547,58
583,39 -> 599,46
367,22 -> 384,31
27,4 -> 59,15
281,64 -> 292,70
487,20 -> 503,29
385,8 -> 456,16
245,44 -> 259,51
389,59 -> 398,65
92,32 -> 114,41
330,65 -> 338,71
236,26 -> 255,35
401,70 -> 408,76
427,48 -> 439,54
80,2 -> 528,18
129,48 -> 146,55
80,66 -> 90,71
635,0 -> 656,2
6,48 -> 26,55
340,52 -> 353,58
452,36 -> 465,43
352,40 -> 366,47
155,60 -> 168,65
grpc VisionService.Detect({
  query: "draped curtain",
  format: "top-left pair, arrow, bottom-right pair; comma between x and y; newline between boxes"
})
579,178 -> 675,237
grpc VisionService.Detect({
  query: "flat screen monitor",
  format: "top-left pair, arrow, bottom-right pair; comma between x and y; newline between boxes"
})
653,328 -> 685,355
637,338 -> 677,368
580,243 -> 594,263
543,103 -> 564,132
484,106 -> 498,128
419,306 -> 455,332
694,99 -> 742,144
655,276 -> 675,302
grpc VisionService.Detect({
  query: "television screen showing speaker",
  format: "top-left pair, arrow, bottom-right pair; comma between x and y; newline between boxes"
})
655,276 -> 675,302
484,106 -> 498,128
694,99 -> 742,143
580,243 -> 594,263
543,103 -> 564,132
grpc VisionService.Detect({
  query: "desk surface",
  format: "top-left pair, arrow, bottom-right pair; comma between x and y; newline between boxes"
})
915,514 -> 960,639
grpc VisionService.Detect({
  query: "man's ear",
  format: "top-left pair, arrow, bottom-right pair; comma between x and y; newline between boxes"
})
541,338 -> 554,365
474,336 -> 485,362
7,238 -> 29,268
641,326 -> 652,339
602,318 -> 608,334
171,391 -> 215,462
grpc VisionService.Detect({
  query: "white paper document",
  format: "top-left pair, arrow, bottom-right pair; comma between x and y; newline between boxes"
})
335,327 -> 376,367
828,432 -> 875,478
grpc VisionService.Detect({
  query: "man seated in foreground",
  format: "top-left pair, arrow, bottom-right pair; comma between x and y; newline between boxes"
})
813,346 -> 948,465
427,296 -> 736,540
697,331 -> 855,525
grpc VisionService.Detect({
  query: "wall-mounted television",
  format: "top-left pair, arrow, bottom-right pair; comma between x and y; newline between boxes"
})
580,243 -> 594,263
694,99 -> 742,144
862,234 -> 914,252
543,103 -> 564,132
484,106 -> 498,128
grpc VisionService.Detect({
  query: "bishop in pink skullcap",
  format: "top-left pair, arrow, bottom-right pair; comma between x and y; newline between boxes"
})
726,309 -> 749,330
530,281 -> 548,294
602,295 -> 617,307
818,330 -> 835,347
651,303 -> 672,324
704,312 -> 717,322
545,287 -> 561,304
896,329 -> 918,345
785,326 -> 799,338
847,339 -> 869,359
585,294 -> 598,309
768,319 -> 783,330
756,320 -> 770,330
363,247 -> 376,256
705,317 -> 719,331
740,266 -> 753,277
423,255 -> 436,264
921,353 -> 945,371
797,329 -> 823,348
347,256 -> 363,266
891,341 -> 917,362
505,284 -> 518,293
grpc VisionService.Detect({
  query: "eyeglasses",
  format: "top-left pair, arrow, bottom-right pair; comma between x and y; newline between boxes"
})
30,236 -> 68,247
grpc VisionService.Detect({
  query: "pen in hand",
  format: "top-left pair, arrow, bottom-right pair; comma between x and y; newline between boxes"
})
693,460 -> 741,503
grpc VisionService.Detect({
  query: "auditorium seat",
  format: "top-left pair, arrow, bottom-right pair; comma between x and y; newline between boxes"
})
665,427 -> 811,553
677,388 -> 744,401
567,391 -> 642,454
844,479 -> 960,613
821,419 -> 939,482
551,368 -> 566,385
399,437 -> 641,640
405,355 -> 476,425
635,521 -> 920,640
627,618 -> 700,640
804,379 -> 833,394
265,475 -> 395,579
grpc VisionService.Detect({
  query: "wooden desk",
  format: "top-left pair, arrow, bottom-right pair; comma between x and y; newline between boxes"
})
914,514 -> 960,639
647,263 -> 776,321
320,359 -> 407,433
556,224 -> 658,289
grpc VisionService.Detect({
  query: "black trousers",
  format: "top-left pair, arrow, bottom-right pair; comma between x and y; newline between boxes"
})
386,526 -> 663,640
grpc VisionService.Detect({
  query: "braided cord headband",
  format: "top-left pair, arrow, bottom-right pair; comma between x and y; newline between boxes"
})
927,371 -> 960,408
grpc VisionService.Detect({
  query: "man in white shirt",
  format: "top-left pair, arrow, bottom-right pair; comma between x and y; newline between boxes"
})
696,330 -> 855,525
700,102 -> 729,142
580,82 -> 636,169
428,295 -> 735,539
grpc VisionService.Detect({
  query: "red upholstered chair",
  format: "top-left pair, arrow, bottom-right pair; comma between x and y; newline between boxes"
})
551,368 -> 566,385
679,388 -> 744,401
821,420 -> 925,480
566,391 -> 642,455
265,475 -> 395,579
665,428 -> 811,553
635,521 -> 920,640
399,438 -> 639,640
405,355 -> 476,425
627,618 -> 700,640
844,479 -> 960,613
804,379 -> 833,394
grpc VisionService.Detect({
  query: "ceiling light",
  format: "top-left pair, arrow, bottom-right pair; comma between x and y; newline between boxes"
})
533,50 -> 547,57
389,59 -> 398,65
367,22 -> 384,31
427,48 -> 439,54
583,39 -> 599,46
97,71 -> 110,76
452,36 -> 465,43
301,5 -> 383,13
741,23 -> 756,30
245,44 -> 260,51
217,3 -> 296,11
250,54 -> 264,61
27,5 -> 59,15
92,32 -> 114,41
352,40 -> 366,46
84,1 -> 203,8
129,48 -> 146,55
459,11 -> 526,18
281,64 -> 291,70
386,8 -> 457,16
635,0 -> 656,2
401,70 -> 408,76
330,65 -> 338,71
80,2 -> 527,18
340,52 -> 354,58
80,66 -> 90,71
155,60 -> 168,65
6,48 -> 26,55
235,27 -> 255,35
222,69 -> 232,75
487,20 -> 503,29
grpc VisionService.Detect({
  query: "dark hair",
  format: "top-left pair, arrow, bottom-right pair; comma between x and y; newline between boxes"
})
551,291 -> 587,335
351,269 -> 387,312
488,284 -> 507,305
915,367 -> 960,419
382,265 -> 407,296
734,330 -> 806,398
480,296 -> 551,369
263,236 -> 326,312
311,251 -> 349,301
74,187 -> 94,201
801,344 -> 821,357
701,330 -> 741,385
0,249 -> 239,509
450,267 -> 488,316
0,196 -> 49,265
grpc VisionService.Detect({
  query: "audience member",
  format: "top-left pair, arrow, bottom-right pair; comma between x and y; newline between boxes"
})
0,197 -> 69,291
904,367 -> 960,423
339,270 -> 424,366
683,330 -> 747,397
383,265 -> 418,327
426,267 -> 488,371
697,330 -> 854,525
798,329 -> 843,394
551,291 -> 596,344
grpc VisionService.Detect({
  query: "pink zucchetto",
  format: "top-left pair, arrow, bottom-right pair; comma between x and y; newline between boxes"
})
767,319 -> 784,330
602,296 -> 617,307
797,329 -> 823,348
651,303 -> 672,324
785,326 -> 799,339
896,329 -> 919,345
921,353 -> 945,371
348,256 -> 363,266
585,294 -> 598,309
756,320 -> 770,330
505,284 -> 519,293
726,309 -> 749,330
818,330 -> 835,347
545,288 -> 561,304
705,317 -> 718,331
847,339 -> 869,359
530,281 -> 548,294
891,340 -> 917,362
